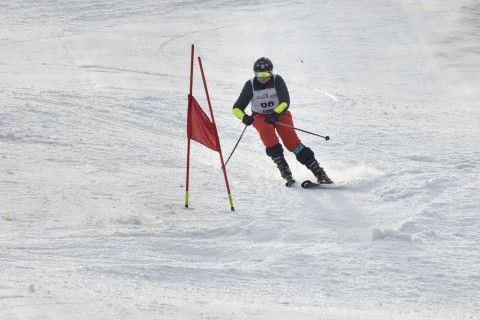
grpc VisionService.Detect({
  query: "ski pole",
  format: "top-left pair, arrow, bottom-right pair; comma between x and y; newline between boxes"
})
276,122 -> 330,140
224,125 -> 248,167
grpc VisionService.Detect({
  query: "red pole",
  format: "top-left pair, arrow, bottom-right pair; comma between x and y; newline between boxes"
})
197,56 -> 235,211
185,44 -> 195,208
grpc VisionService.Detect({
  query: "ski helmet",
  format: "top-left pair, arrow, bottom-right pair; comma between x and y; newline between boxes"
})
253,57 -> 273,72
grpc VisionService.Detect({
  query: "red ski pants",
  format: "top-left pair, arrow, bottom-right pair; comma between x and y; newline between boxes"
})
252,111 -> 302,152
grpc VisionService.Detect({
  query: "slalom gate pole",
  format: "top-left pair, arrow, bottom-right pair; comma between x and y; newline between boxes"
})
276,121 -> 330,141
224,125 -> 247,167
198,56 -> 235,211
185,44 -> 195,208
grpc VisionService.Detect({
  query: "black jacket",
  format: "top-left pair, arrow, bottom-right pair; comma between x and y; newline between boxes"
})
233,75 -> 290,114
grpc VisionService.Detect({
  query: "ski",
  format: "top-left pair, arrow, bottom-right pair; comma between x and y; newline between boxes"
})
285,177 -> 296,187
301,180 -> 320,188
301,180 -> 339,189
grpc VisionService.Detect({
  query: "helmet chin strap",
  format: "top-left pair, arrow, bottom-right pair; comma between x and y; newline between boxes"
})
257,77 -> 270,83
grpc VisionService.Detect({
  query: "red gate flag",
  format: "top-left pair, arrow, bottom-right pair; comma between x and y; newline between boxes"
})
185,44 -> 234,211
187,95 -> 220,152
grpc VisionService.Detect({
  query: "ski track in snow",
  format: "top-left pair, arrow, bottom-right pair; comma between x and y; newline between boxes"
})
1,0 -> 479,319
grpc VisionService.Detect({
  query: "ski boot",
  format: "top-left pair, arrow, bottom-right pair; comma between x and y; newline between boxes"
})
272,155 -> 295,186
307,159 -> 333,184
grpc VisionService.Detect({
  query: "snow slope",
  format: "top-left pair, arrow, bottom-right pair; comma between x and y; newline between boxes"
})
1,0 -> 479,319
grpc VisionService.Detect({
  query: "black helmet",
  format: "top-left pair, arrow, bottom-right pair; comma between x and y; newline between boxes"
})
253,57 -> 273,72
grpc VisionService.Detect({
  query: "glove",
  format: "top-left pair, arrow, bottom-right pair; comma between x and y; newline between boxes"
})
242,114 -> 254,126
265,112 -> 280,125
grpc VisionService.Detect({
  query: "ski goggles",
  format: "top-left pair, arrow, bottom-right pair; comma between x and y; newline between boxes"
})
254,71 -> 272,79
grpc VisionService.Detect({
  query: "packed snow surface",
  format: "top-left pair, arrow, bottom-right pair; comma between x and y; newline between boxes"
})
1,0 -> 479,319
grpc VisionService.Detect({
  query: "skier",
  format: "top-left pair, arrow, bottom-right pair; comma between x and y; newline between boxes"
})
232,57 -> 333,185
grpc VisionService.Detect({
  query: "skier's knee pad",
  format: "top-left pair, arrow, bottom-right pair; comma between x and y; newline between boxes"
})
295,146 -> 314,165
266,143 -> 284,157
